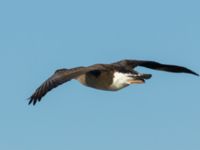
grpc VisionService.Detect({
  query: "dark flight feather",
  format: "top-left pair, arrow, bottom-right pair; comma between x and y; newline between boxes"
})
115,60 -> 199,76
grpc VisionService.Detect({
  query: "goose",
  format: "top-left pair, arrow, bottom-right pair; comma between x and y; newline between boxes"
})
29,59 -> 199,105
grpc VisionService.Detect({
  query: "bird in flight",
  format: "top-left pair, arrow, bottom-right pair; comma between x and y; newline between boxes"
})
29,59 -> 199,105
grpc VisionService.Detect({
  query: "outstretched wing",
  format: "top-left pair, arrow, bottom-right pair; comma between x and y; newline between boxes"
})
28,64 -> 108,105
114,59 -> 199,76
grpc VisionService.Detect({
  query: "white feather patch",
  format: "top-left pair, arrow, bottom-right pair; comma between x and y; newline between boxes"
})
109,72 -> 133,90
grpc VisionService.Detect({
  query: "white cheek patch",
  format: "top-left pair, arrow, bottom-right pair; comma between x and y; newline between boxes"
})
110,72 -> 133,90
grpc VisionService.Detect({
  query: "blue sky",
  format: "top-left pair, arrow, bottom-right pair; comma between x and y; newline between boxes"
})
0,0 -> 200,150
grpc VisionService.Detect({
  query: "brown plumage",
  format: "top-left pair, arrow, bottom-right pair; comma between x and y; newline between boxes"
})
28,59 -> 199,105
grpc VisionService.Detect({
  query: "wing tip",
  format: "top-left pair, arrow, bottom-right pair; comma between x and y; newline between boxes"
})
193,73 -> 199,76
187,70 -> 199,76
27,95 -> 41,106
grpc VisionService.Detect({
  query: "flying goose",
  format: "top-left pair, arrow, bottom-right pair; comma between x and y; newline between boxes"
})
29,59 -> 199,105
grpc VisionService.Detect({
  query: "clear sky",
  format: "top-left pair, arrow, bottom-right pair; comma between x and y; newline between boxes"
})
0,0 -> 200,150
